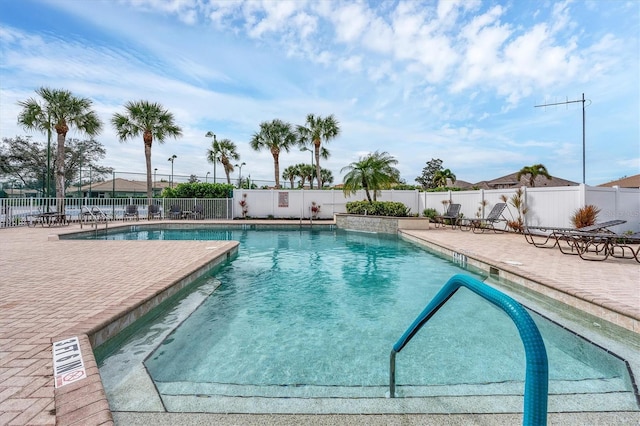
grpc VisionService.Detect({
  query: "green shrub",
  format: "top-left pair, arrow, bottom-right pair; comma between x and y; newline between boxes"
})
422,208 -> 438,220
162,182 -> 234,198
345,201 -> 411,217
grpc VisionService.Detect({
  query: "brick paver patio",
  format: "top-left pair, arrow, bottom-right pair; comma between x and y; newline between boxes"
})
0,221 -> 638,425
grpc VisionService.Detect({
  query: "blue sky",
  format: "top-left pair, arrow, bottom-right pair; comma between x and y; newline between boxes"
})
1,0 -> 638,186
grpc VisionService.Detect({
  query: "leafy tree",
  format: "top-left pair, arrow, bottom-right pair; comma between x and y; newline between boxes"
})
250,119 -> 296,189
415,158 -> 443,189
433,168 -> 456,187
208,137 -> 239,184
17,87 -> 102,211
188,174 -> 199,183
112,101 -> 182,205
516,164 -> 552,187
296,114 -> 340,189
1,137 -> 111,195
1,136 -> 48,191
341,150 -> 400,202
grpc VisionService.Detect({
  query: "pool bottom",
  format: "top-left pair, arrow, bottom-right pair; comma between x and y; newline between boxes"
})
98,278 -> 638,415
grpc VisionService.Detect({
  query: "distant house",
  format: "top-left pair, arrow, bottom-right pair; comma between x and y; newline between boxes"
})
67,178 -> 170,198
450,180 -> 475,190
4,188 -> 40,198
467,172 -> 578,190
598,174 -> 640,189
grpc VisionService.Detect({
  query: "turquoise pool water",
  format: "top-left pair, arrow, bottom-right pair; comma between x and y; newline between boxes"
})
92,227 -> 638,413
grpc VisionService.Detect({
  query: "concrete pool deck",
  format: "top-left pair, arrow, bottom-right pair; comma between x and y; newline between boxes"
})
0,220 -> 638,425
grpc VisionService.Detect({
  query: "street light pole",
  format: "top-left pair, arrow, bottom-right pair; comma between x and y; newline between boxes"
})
154,168 -> 158,196
235,162 -> 246,188
205,131 -> 218,184
168,155 -> 177,188
206,171 -> 210,183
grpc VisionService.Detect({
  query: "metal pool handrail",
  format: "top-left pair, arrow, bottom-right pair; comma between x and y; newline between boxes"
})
390,274 -> 548,426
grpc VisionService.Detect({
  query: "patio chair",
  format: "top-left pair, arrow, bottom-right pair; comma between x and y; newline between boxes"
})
123,204 -> 139,221
188,204 -> 204,220
433,203 -> 461,229
461,202 -> 507,233
148,204 -> 162,220
168,204 -> 182,220
524,219 -> 627,249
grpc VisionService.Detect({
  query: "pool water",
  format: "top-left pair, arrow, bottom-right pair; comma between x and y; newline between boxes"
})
94,227 -> 638,413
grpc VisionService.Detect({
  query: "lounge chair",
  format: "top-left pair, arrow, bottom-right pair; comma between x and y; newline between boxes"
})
461,202 -> 507,233
559,230 -> 640,262
433,203 -> 462,229
523,219 -> 627,249
148,204 -> 162,220
168,204 -> 182,219
123,204 -> 139,221
188,204 -> 204,220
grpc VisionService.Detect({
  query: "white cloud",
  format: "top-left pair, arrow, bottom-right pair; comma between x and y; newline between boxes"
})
338,55 -> 362,73
332,2 -> 371,44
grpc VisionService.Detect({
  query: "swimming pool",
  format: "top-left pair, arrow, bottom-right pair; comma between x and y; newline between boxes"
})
92,227 -> 638,414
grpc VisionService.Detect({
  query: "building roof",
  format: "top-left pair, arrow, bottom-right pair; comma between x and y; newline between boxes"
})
450,172 -> 578,190
76,178 -> 170,193
597,174 -> 640,188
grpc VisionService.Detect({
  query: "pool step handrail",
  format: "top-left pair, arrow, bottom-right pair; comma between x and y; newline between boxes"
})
390,274 -> 548,426
80,205 -> 109,231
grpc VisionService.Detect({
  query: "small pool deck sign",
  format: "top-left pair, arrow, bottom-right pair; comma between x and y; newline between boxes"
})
52,336 -> 86,388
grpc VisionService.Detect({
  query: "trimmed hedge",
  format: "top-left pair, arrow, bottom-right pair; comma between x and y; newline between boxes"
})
346,201 -> 411,217
162,182 -> 235,199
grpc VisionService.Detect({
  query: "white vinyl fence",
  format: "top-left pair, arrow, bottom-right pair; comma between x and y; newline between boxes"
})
1,184 -> 638,233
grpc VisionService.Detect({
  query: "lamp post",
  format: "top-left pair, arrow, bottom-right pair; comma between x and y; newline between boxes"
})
206,171 -> 210,183
168,155 -> 177,188
235,162 -> 246,188
205,131 -> 218,184
301,147 -> 314,189
154,168 -> 158,196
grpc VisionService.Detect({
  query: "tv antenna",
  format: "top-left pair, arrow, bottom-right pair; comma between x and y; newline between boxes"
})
535,93 -> 590,184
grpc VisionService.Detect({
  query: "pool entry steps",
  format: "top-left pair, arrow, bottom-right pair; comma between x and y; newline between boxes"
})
390,274 -> 548,426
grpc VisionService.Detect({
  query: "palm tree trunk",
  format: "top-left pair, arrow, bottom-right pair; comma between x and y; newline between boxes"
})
145,143 -> 153,204
314,143 -> 321,189
55,132 -> 66,214
273,156 -> 281,189
362,177 -> 372,202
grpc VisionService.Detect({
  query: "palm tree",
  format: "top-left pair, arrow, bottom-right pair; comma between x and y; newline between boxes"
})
516,164 -> 552,187
433,168 -> 456,188
112,101 -> 182,205
296,114 -> 340,189
282,165 -> 299,189
320,168 -> 334,187
250,119 -> 296,188
17,87 -> 102,212
298,163 -> 315,188
341,150 -> 399,202
207,138 -> 239,184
